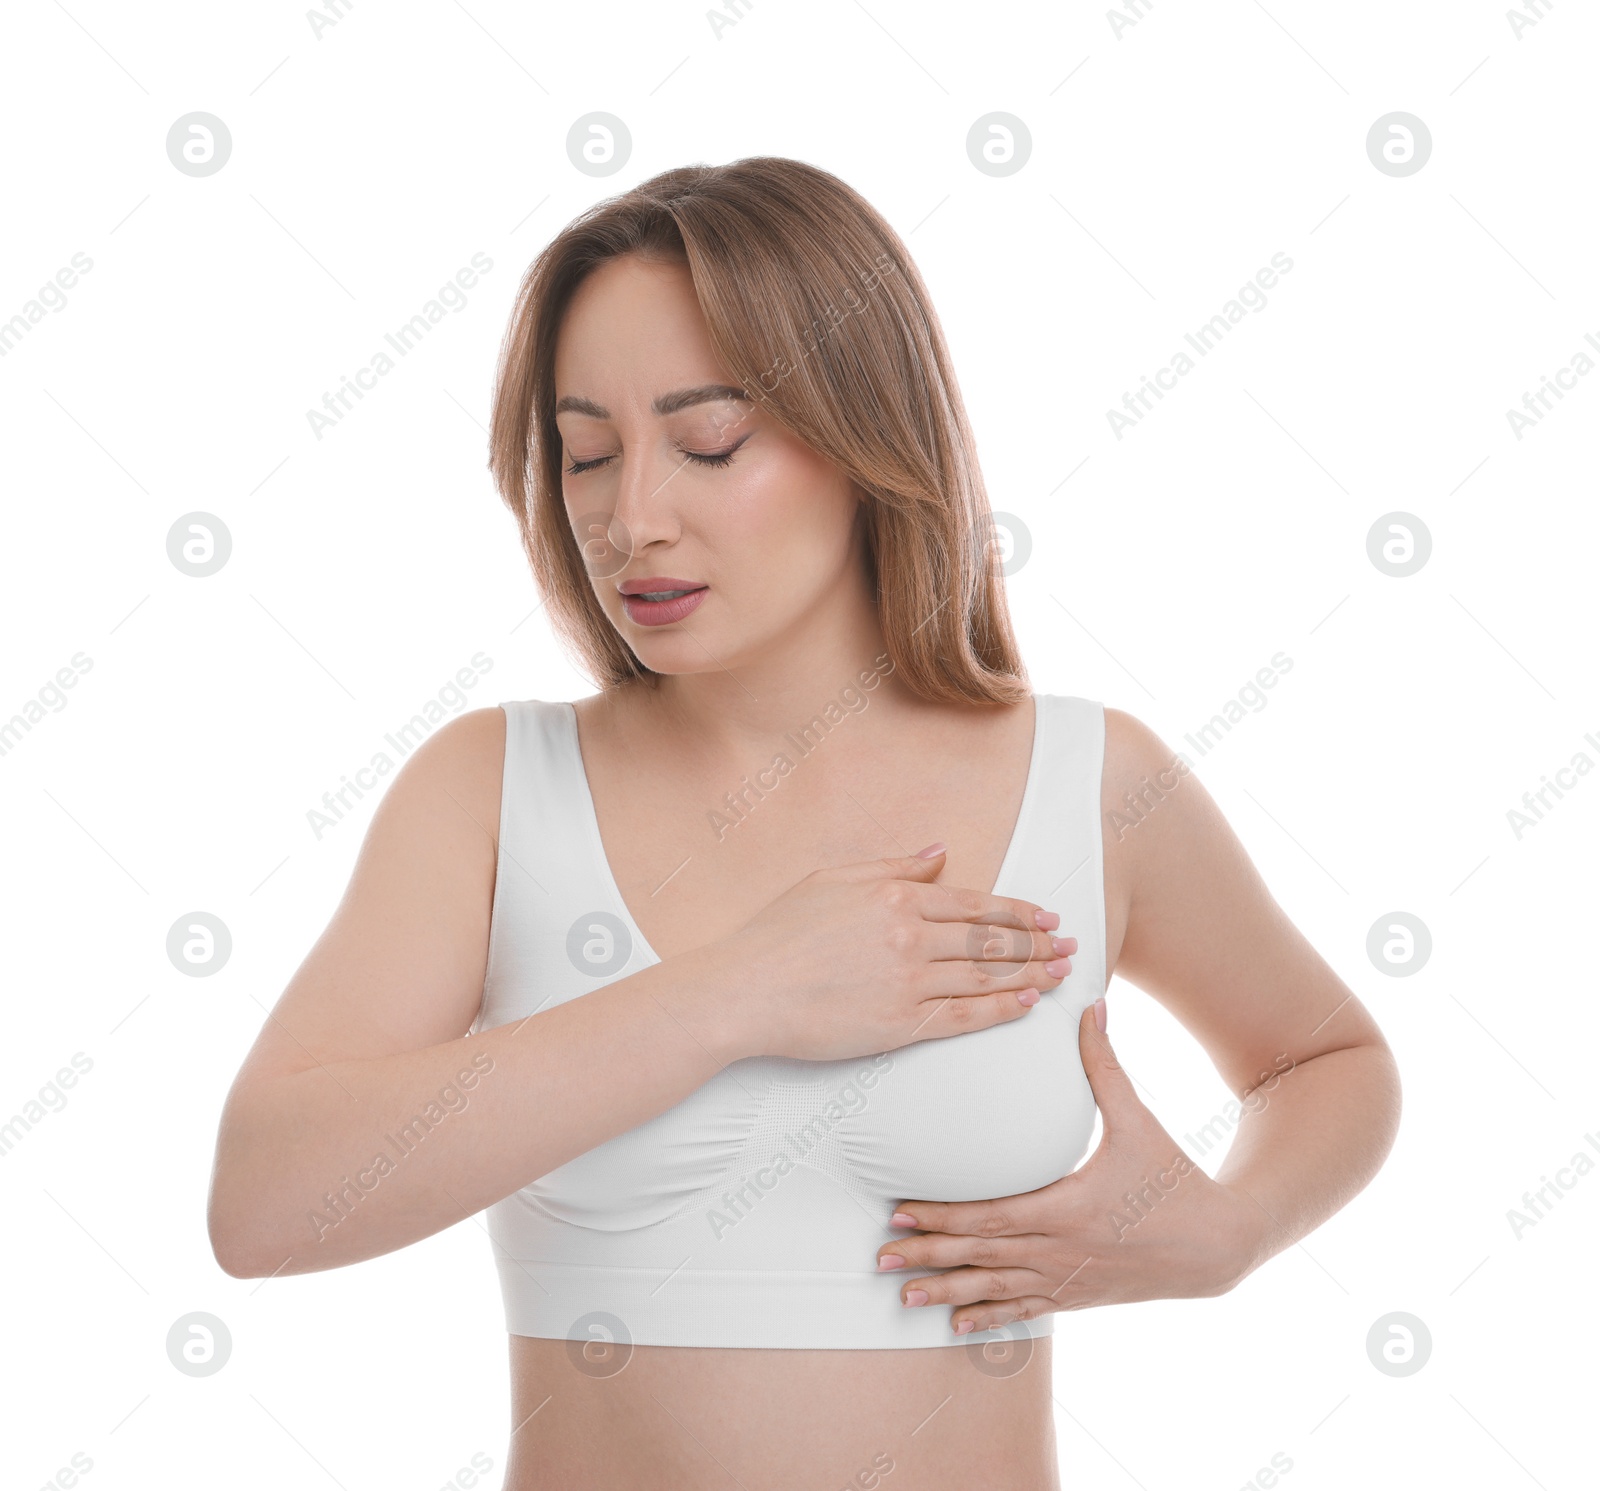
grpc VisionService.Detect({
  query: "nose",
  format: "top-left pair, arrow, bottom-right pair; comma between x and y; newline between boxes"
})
606,435 -> 687,555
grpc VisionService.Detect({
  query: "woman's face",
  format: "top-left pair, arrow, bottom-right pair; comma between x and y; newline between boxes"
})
552,253 -> 867,681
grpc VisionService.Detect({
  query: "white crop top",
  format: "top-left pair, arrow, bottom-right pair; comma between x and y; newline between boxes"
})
472,693 -> 1108,1350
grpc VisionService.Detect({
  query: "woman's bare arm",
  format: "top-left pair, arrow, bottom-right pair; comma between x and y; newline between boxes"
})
1104,706 -> 1403,1274
206,706 -> 759,1278
207,706 -> 1064,1279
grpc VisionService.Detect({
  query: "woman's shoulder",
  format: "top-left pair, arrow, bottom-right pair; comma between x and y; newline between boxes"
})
1097,705 -> 1201,821
1101,703 -> 1165,770
379,693 -> 597,851
1097,704 -> 1241,945
375,704 -> 509,833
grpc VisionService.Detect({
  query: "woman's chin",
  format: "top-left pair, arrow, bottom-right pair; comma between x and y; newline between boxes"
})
627,634 -> 737,675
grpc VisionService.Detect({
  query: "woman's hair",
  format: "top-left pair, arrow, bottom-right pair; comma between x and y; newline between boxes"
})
488,155 -> 1027,705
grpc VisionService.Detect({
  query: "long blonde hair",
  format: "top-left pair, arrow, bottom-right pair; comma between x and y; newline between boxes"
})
488,155 -> 1026,705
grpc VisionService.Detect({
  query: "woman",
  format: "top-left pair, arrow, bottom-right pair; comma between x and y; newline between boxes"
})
208,157 -> 1401,1490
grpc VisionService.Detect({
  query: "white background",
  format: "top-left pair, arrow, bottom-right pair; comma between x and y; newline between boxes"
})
2,1 -> 1596,1487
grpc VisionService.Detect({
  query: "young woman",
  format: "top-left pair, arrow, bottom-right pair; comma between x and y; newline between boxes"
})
208,157 -> 1400,1491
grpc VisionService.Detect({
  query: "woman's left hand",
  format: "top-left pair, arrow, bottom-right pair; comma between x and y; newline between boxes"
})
877,998 -> 1270,1335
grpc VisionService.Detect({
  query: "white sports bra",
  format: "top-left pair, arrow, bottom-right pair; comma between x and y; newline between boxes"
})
472,692 -> 1108,1350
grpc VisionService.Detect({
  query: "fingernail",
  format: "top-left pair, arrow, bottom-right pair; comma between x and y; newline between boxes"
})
916,842 -> 946,859
1051,936 -> 1078,955
1045,959 -> 1068,977
877,1254 -> 905,1271
1094,996 -> 1107,1033
1033,909 -> 1060,931
955,1319 -> 975,1335
1017,987 -> 1040,1008
903,1289 -> 929,1307
890,1211 -> 918,1227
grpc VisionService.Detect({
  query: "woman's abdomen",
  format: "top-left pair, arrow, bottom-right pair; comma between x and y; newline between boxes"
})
503,1333 -> 1061,1491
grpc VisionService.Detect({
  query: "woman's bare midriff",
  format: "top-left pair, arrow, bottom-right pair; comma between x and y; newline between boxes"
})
503,1333 -> 1060,1490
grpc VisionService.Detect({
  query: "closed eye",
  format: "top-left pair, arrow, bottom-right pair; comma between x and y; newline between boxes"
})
565,441 -> 745,477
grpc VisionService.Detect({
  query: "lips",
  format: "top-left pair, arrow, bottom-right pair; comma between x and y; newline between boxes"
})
618,576 -> 705,597
617,577 -> 709,627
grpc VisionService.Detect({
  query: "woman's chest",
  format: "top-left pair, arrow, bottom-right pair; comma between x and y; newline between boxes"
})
527,994 -> 1100,1234
583,726 -> 1036,964
481,694 -> 1111,1236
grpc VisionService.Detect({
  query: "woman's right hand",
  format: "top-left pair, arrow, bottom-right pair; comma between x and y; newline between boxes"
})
707,846 -> 1076,1062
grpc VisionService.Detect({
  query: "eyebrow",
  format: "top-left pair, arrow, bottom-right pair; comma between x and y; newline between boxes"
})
553,383 -> 753,419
